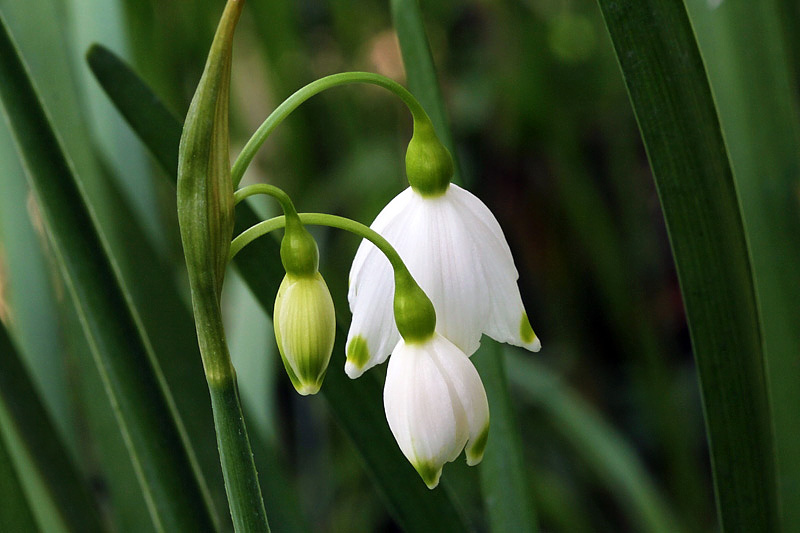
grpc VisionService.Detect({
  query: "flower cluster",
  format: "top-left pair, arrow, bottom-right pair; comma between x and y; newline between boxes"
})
345,132 -> 540,488
236,79 -> 541,489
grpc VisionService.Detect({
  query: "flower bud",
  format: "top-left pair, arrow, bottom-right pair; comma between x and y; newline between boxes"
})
273,272 -> 336,395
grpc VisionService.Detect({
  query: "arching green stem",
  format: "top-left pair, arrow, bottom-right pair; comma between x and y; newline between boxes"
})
234,183 -> 298,216
230,213 -> 400,269
235,183 -> 320,276
230,212 -> 436,342
231,72 -> 433,187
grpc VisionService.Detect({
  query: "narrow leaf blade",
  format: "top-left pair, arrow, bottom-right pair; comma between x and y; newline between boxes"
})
0,427 -> 38,532
507,350 -> 684,533
0,13 -> 217,532
0,323 -> 105,532
472,342 -> 537,533
594,0 -> 778,528
684,1 -> 800,527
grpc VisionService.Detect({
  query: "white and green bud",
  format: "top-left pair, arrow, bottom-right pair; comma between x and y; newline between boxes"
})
273,272 -> 336,395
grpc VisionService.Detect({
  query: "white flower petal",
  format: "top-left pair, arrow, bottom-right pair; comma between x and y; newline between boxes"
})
349,188 -> 415,283
345,260 -> 396,378
449,185 -> 541,352
347,183 -> 540,382
427,335 -> 490,465
391,189 -> 489,355
384,335 -> 471,488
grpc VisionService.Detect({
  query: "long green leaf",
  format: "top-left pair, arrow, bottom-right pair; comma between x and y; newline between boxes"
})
0,425 -> 38,532
390,0 -> 460,182
507,350 -> 683,533
594,0 -> 778,529
390,1 -> 538,530
87,43 -> 470,533
0,14 -> 217,533
0,323 -> 105,532
85,44 -> 181,181
683,1 -> 800,528
472,342 -> 537,533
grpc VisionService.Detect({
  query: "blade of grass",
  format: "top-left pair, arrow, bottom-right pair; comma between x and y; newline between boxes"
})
390,1 -> 537,530
683,1 -> 800,528
0,323 -> 105,532
88,43 -> 470,533
594,0 -> 778,529
0,13 -> 217,532
85,44 -> 181,180
0,425 -> 38,532
0,121 -> 73,450
506,350 -> 684,533
472,341 -> 537,533
390,0 -> 461,183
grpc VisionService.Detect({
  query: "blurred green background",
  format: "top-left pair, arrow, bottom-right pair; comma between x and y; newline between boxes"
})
1,0 -> 798,531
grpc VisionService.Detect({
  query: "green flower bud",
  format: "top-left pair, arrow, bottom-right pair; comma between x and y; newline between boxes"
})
273,272 -> 336,395
405,119 -> 453,197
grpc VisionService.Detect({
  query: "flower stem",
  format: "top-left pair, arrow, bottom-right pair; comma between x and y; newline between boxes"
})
234,183 -> 298,218
229,211 -> 437,340
230,212 -> 404,272
194,294 -> 270,533
231,72 -> 432,187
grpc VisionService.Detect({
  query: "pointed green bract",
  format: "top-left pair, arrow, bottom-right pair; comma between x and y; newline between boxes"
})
177,1 -> 270,531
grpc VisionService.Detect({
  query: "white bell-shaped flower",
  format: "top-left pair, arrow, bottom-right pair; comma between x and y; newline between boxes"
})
346,183 -> 540,378
383,332 -> 489,489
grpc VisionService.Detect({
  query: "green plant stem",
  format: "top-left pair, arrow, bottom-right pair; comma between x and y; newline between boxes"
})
234,184 -> 297,215
229,211 -> 432,334
194,293 -> 269,533
230,213 -> 403,272
231,72 -> 431,187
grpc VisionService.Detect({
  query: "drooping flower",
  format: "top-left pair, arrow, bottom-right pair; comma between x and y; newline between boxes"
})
345,183 -> 540,379
383,332 -> 489,489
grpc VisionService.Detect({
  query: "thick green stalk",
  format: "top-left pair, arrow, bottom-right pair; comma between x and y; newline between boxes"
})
196,296 -> 268,533
231,72 -> 431,187
177,1 -> 270,530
